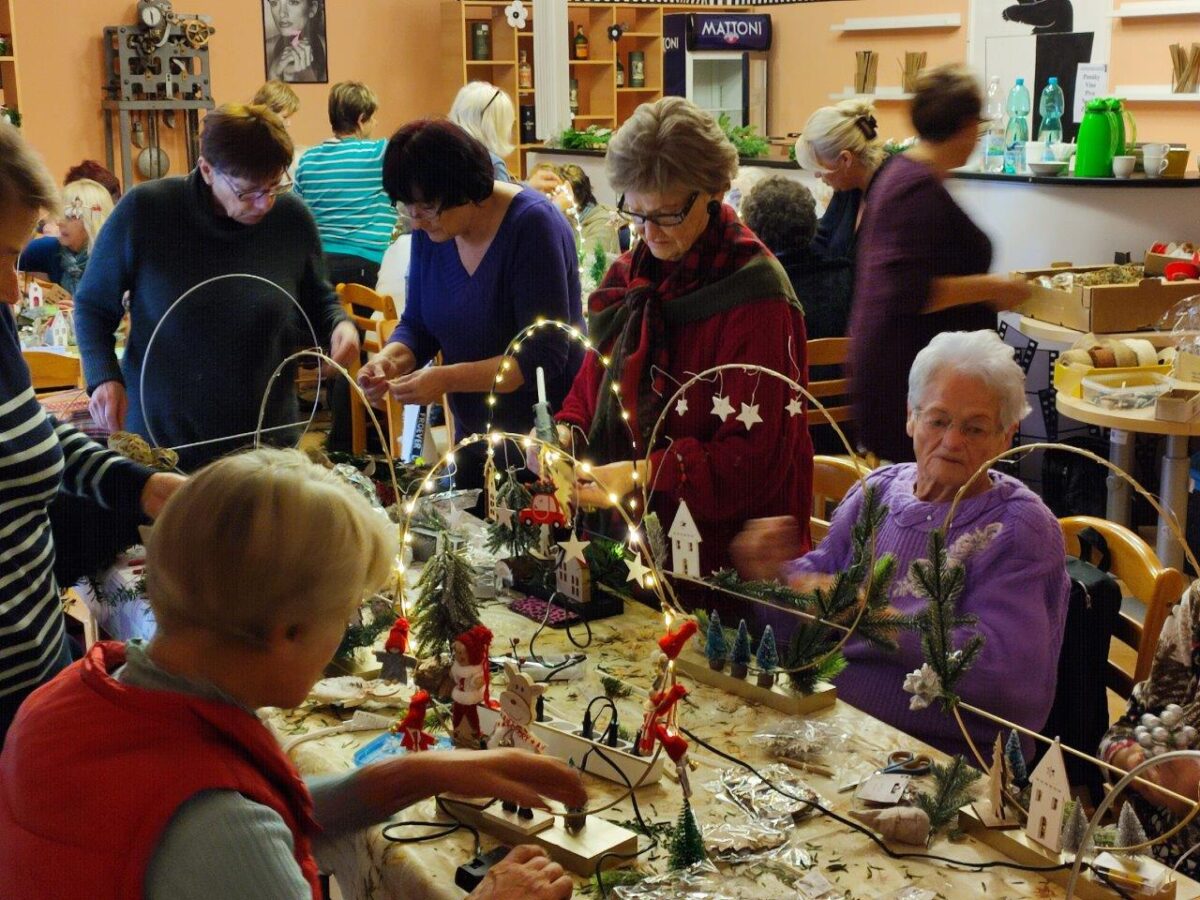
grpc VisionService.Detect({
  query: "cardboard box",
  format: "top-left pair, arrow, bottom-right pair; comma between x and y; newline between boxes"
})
1145,250 -> 1200,277
1157,388 -> 1200,422
1017,264 -> 1200,333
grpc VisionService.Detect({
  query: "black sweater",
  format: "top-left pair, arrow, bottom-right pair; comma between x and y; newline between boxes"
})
74,170 -> 348,470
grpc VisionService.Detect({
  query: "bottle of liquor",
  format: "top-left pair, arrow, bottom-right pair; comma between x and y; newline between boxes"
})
629,51 -> 645,88
569,78 -> 579,115
615,57 -> 625,88
518,50 -> 532,90
573,25 -> 589,60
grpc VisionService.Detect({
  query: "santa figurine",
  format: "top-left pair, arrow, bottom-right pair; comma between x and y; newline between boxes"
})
392,689 -> 436,752
375,617 -> 411,684
451,625 -> 495,747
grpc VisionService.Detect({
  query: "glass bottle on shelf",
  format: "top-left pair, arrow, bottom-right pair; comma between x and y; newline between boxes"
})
573,25 -> 589,60
518,50 -> 532,90
629,51 -> 645,88
569,78 -> 579,115
616,57 -> 625,88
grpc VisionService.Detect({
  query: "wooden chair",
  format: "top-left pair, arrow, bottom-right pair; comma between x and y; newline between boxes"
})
810,454 -> 870,543
1059,515 -> 1187,699
807,336 -> 852,436
337,283 -> 399,454
23,350 -> 83,393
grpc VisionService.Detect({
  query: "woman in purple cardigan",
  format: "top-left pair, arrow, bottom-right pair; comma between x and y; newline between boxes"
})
849,65 -> 1030,463
734,330 -> 1069,760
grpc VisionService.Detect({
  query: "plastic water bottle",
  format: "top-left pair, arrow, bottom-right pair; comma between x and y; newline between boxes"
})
982,76 -> 1006,173
1003,77 -> 1031,174
1037,76 -> 1065,157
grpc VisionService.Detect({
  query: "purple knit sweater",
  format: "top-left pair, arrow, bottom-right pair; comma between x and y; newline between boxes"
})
784,464 -> 1069,760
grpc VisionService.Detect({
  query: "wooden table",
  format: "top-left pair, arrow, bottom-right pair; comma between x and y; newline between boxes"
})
1057,392 -> 1200,570
266,596 -> 1200,899
1016,316 -> 1176,349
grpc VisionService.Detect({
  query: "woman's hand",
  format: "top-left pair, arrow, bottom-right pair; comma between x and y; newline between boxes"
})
730,516 -> 801,582
358,354 -> 408,405
329,321 -> 360,370
466,845 -> 572,900
984,275 -> 1032,312
388,366 -> 448,406
575,460 -> 643,509
449,749 -> 588,812
1114,744 -> 1200,817
89,380 -> 127,434
140,472 -> 186,519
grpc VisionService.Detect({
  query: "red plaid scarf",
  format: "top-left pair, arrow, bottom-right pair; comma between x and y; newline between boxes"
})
586,203 -> 770,459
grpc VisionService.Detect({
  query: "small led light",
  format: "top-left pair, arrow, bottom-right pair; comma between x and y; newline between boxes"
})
502,360 -> 512,371
489,432 -> 502,444
546,451 -> 558,464
629,530 -> 640,544
405,502 -> 416,514
580,462 -> 592,474
601,356 -> 611,366
621,411 -> 630,420
628,498 -> 638,510
644,575 -> 656,587
536,316 -> 546,325
487,396 -> 497,406
631,469 -> 640,482
403,532 -> 414,544
523,437 -> 533,449
608,492 -> 619,504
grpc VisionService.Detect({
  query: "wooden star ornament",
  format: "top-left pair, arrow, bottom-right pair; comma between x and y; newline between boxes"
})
711,395 -> 735,422
736,402 -> 762,430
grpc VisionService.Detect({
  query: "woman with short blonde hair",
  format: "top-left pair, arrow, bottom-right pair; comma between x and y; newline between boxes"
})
795,99 -> 885,261
557,96 -> 814,574
251,79 -> 300,121
449,81 -> 517,182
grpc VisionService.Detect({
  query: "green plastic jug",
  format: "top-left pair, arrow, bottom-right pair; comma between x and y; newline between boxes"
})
1107,97 -> 1136,156
1074,99 -> 1119,177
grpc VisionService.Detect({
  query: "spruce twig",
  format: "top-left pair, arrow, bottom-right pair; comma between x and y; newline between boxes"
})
914,755 -> 982,836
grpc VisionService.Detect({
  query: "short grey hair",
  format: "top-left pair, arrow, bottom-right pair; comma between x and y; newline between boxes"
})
606,96 -> 738,196
0,121 -> 60,216
907,330 -> 1031,430
740,176 -> 817,255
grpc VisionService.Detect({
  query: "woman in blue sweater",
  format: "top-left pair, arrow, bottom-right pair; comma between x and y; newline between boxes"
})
359,120 -> 583,491
0,122 -> 183,744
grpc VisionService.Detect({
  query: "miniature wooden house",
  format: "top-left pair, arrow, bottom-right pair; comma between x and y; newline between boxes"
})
556,554 -> 591,605
668,500 -> 702,577
1025,739 -> 1069,853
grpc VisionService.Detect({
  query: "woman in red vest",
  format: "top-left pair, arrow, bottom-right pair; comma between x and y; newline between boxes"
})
0,448 -> 582,899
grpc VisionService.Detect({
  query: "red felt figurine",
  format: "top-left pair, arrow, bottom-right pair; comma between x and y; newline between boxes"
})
637,682 -> 689,756
657,619 -> 698,660
375,617 -> 412,683
384,618 -> 410,654
450,625 -> 495,747
393,690 -> 436,752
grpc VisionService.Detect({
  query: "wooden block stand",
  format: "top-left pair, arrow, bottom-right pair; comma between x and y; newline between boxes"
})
959,804 -> 1199,899
674,648 -> 836,715
440,797 -> 638,876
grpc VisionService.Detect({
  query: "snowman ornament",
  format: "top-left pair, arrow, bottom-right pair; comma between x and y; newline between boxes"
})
488,660 -> 547,819
1134,703 -> 1198,757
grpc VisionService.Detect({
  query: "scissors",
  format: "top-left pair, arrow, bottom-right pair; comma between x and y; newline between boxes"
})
879,750 -> 932,776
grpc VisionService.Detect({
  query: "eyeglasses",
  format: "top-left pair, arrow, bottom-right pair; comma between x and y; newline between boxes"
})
913,408 -> 1002,442
617,191 -> 700,228
217,170 -> 293,203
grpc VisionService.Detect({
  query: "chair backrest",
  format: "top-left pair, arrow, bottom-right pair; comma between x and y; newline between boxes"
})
336,283 -> 398,354
1059,515 -> 1187,698
807,336 -> 852,430
810,454 -> 868,543
23,350 -> 83,392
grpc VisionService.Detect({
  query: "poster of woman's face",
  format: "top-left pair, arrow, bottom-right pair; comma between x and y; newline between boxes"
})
263,0 -> 328,84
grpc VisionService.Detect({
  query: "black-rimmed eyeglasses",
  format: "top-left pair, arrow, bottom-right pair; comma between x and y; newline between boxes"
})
616,191 -> 700,227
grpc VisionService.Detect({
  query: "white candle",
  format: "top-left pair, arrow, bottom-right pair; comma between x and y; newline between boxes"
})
536,366 -> 547,405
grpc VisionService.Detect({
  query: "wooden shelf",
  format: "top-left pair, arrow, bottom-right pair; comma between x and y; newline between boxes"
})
830,13 -> 961,32
619,32 -> 659,38
519,142 -> 544,149
1115,84 -> 1200,101
829,86 -> 913,101
0,56 -> 13,63
518,89 -> 535,95
570,59 -> 614,65
617,86 -> 659,93
1111,1 -> 1200,17
573,114 -> 615,121
467,59 -> 517,65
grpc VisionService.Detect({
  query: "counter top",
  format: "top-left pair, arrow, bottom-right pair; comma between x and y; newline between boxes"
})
534,146 -> 1200,184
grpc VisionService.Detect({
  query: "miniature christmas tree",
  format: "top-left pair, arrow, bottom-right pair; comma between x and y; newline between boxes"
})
729,619 -> 752,679
1116,802 -> 1148,857
412,535 -> 480,657
643,511 -> 668,569
755,625 -> 778,688
486,469 -> 539,558
667,799 -> 707,870
1004,729 -> 1028,788
704,610 -> 728,671
1060,799 -> 1092,856
588,244 -> 610,287
914,755 -> 982,836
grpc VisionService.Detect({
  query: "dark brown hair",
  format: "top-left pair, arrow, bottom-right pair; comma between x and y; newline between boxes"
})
382,119 -> 493,209
910,64 -> 983,143
328,81 -> 378,135
200,104 -> 293,182
63,160 -> 121,202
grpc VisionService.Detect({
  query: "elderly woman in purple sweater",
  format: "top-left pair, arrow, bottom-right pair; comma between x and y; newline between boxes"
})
734,330 -> 1069,759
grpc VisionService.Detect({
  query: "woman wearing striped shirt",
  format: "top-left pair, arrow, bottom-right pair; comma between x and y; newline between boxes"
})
0,123 -> 184,745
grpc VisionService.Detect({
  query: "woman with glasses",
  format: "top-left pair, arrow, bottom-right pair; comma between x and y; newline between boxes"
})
849,65 -> 1030,463
17,179 -> 114,307
556,96 -> 814,574
358,119 -> 582,493
794,99 -> 885,263
733,330 -> 1068,760
74,103 -> 358,470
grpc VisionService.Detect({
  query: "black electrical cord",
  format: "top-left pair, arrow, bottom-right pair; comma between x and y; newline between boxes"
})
581,742 -> 662,898
526,588 -> 593,662
678,725 -> 1124,882
583,696 -> 619,742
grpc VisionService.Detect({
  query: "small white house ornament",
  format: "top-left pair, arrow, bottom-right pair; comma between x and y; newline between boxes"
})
1025,738 -> 1070,853
668,500 -> 701,577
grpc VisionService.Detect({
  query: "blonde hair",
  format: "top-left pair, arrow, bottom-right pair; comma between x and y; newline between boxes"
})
146,448 -> 394,646
449,81 -> 515,159
251,80 -> 300,119
795,100 -> 885,173
61,179 -> 114,250
328,80 -> 378,135
606,96 -> 738,196
0,121 -> 60,217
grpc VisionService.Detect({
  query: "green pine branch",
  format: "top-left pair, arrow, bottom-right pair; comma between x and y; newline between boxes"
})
914,755 -> 981,836
485,471 -> 539,557
909,529 -> 982,707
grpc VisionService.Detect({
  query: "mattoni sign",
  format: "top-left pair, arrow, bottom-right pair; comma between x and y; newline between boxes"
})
688,14 -> 772,51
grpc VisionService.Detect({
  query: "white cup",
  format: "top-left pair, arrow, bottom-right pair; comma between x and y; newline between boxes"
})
1142,142 -> 1170,157
1113,155 -> 1136,178
1143,153 -> 1169,176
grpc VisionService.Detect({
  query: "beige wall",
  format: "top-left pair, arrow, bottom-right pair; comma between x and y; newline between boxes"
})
10,1 -> 1200,188
11,0 -> 458,188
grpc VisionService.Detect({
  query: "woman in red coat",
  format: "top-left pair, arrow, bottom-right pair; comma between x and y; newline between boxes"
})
558,97 -> 814,575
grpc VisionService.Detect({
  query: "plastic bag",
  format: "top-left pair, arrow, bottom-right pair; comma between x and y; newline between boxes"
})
611,862 -> 728,900
704,763 -> 824,826
752,719 -> 849,762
